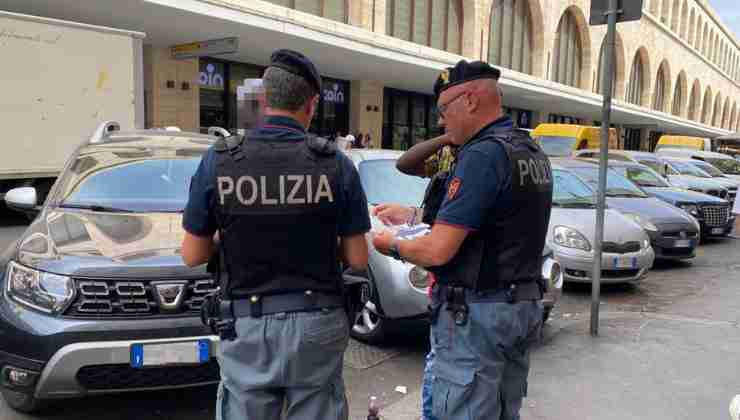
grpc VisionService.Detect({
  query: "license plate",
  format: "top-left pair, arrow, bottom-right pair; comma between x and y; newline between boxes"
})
613,256 -> 636,269
711,227 -> 725,235
674,239 -> 692,247
130,340 -> 210,368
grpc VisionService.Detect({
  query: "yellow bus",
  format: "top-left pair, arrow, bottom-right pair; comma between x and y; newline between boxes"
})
531,124 -> 618,157
654,135 -> 710,152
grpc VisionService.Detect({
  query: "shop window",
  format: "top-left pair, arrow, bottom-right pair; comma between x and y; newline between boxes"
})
199,60 -> 226,131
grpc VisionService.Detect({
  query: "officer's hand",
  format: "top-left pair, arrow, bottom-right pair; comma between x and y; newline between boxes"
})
371,231 -> 394,255
373,204 -> 413,226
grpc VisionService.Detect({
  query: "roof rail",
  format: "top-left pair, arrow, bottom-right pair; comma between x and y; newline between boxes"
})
89,121 -> 120,144
208,127 -> 231,138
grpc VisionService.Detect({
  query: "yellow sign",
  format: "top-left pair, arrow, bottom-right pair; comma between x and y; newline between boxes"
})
170,37 -> 238,59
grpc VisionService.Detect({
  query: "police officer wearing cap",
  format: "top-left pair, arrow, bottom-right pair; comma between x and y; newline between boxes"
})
373,60 -> 553,420
182,49 -> 370,420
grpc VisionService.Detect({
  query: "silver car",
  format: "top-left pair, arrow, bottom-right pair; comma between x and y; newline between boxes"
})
342,149 -> 562,343
549,166 -> 654,284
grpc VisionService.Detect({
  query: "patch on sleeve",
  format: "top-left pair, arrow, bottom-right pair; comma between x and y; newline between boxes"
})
447,177 -> 462,200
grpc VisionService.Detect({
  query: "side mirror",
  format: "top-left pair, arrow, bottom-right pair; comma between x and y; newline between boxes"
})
5,187 -> 38,212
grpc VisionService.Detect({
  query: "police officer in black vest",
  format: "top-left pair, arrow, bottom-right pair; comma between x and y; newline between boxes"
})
373,60 -> 553,420
182,49 -> 370,420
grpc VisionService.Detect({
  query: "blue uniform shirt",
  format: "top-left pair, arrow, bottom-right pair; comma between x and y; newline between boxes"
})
183,116 -> 371,237
435,116 -> 514,231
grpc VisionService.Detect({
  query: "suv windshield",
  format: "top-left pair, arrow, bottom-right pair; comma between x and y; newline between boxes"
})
358,159 -> 429,207
56,156 -> 202,213
705,157 -> 740,175
619,166 -> 671,187
665,159 -> 712,178
568,166 -> 648,198
552,170 -> 595,207
536,136 -> 577,157
690,160 -> 725,177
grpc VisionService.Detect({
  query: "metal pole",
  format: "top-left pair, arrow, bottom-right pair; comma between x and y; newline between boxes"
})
591,0 -> 619,337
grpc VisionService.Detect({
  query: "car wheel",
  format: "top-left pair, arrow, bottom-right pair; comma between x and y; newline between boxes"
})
1,387 -> 45,413
349,280 -> 388,345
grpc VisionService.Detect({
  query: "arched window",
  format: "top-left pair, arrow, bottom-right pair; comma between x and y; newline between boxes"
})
702,25 -> 708,55
687,81 -> 700,121
671,73 -> 685,117
595,36 -> 617,96
661,0 -> 670,25
688,9 -> 695,46
386,0 -> 463,54
551,10 -> 583,88
730,103 -> 738,131
627,51 -> 646,105
488,0 -> 533,74
721,98 -> 730,128
649,0 -> 659,16
670,0 -> 679,32
653,62 -> 669,112
701,88 -> 712,124
712,94 -> 722,126
265,0 -> 348,22
679,1 -> 688,39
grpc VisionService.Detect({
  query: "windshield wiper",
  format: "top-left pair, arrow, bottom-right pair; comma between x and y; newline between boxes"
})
58,203 -> 138,213
606,192 -> 643,198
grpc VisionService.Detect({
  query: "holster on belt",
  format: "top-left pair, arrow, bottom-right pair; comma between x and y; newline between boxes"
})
444,286 -> 469,326
202,242 -> 237,341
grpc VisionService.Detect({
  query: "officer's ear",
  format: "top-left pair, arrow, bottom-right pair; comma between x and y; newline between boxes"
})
306,94 -> 320,118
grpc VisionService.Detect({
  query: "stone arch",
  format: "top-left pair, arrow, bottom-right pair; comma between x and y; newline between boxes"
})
550,5 -> 592,90
701,86 -> 712,124
730,102 -> 737,131
485,0 -> 543,76
626,46 -> 652,106
722,97 -> 731,128
671,70 -> 688,117
652,59 -> 671,112
712,92 -> 722,127
687,78 -> 701,121
594,31 -> 626,100
649,0 -> 659,16
688,9 -> 695,46
702,23 -> 708,55
670,0 -> 679,32
679,0 -> 688,39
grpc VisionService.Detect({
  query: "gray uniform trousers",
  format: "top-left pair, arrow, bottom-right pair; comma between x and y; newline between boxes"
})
430,287 -> 543,420
216,307 -> 349,420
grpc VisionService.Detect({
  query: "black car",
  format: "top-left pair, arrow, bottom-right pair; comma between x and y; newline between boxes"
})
608,161 -> 735,239
0,124 -> 222,412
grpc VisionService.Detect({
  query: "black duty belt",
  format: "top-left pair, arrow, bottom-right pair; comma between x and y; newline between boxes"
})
230,291 -> 344,318
435,281 -> 543,304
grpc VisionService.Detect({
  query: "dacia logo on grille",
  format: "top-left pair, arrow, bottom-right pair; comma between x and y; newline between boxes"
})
153,282 -> 187,311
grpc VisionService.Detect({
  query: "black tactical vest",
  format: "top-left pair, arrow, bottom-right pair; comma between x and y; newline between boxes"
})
430,127 -> 553,291
213,133 -> 342,298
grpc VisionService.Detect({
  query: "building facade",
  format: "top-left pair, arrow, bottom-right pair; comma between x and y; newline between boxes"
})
4,0 -> 739,150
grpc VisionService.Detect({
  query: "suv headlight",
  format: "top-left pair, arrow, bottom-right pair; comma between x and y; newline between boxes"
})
553,226 -> 591,251
621,212 -> 658,232
409,266 -> 430,289
5,262 -> 75,314
678,203 -> 699,217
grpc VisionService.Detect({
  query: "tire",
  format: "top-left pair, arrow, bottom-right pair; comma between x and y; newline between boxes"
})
1,387 -> 45,414
348,279 -> 388,345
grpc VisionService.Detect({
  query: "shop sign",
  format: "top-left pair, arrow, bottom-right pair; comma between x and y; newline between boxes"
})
323,83 -> 345,104
171,37 -> 238,59
200,63 -> 224,88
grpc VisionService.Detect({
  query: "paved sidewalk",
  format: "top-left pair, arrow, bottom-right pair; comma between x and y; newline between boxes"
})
377,311 -> 740,420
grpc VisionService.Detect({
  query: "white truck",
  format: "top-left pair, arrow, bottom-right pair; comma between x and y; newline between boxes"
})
0,10 -> 145,202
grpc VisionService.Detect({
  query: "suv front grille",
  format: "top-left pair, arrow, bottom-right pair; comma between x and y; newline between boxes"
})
76,361 -> 220,390
601,241 -> 641,254
67,277 -> 218,318
701,205 -> 730,227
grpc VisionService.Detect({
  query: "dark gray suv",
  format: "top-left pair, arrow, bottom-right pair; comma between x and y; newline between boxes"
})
0,124 -> 221,412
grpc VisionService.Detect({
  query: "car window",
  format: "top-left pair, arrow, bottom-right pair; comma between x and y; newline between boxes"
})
552,170 -> 595,207
535,136 -> 578,157
59,158 -> 201,212
569,166 -> 648,198
623,167 -> 671,187
665,160 -> 712,177
690,160 -> 725,177
358,159 -> 429,207
704,157 -> 740,175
